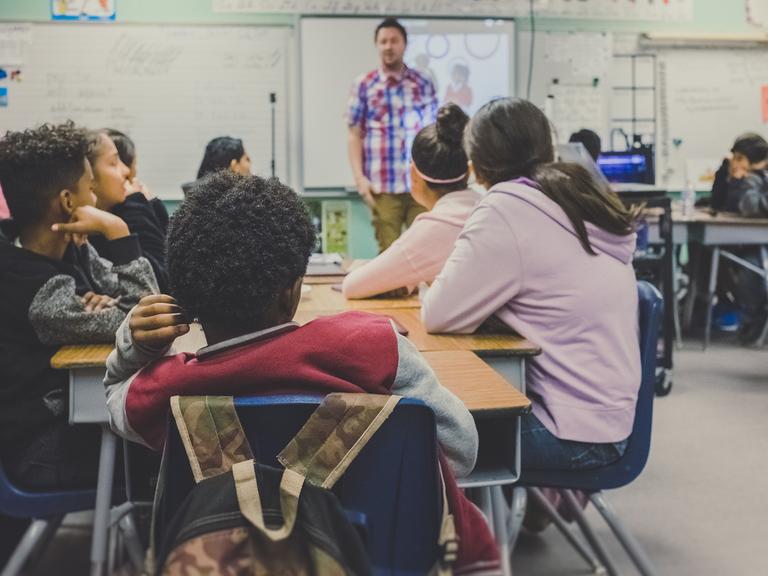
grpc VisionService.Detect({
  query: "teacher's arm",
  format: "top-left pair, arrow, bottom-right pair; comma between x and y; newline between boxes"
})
348,126 -> 375,208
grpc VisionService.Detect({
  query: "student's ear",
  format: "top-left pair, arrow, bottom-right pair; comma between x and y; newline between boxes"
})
278,276 -> 304,320
229,158 -> 239,173
57,188 -> 76,218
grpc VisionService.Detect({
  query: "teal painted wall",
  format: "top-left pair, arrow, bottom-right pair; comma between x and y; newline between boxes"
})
0,1 -> 756,257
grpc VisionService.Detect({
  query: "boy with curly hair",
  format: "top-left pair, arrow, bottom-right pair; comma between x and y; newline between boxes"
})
104,171 -> 500,573
0,122 -> 159,491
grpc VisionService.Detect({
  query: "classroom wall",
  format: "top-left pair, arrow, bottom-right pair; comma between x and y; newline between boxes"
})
0,1 -> 758,258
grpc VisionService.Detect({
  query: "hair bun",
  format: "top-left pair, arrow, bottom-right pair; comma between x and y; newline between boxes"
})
435,103 -> 469,145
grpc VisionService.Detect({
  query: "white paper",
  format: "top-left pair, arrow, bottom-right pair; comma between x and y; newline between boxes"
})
0,24 -> 31,65
543,32 -> 613,79
543,0 -> 693,21
213,0 -> 549,16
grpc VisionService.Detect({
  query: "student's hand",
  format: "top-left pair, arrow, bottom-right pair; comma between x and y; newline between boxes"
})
728,159 -> 748,180
52,205 -> 130,241
81,292 -> 119,313
355,176 -> 376,209
126,177 -> 154,200
129,294 -> 190,350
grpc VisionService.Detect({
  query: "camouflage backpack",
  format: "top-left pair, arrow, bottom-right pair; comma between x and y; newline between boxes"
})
148,393 -> 457,576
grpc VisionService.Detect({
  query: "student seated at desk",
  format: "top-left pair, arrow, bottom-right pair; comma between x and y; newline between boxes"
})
709,132 -> 768,213
706,133 -> 768,341
181,136 -> 252,196
422,98 -> 641,473
0,122 -> 159,490
342,103 -> 479,298
103,171 -> 499,573
87,129 -> 170,292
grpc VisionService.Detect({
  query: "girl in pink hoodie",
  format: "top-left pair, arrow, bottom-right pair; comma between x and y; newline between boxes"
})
342,103 -> 480,299
422,98 -> 641,471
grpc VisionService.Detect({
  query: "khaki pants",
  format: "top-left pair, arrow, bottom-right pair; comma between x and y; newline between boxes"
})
371,193 -> 426,252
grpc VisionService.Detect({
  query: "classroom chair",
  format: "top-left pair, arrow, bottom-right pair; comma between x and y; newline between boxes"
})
510,280 -> 663,576
0,457 -> 96,576
156,395 -> 444,575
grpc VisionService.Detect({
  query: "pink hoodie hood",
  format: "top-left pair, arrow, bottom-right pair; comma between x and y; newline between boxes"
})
491,179 -> 636,265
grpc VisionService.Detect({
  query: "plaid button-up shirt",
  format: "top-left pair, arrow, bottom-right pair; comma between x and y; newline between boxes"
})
347,66 -> 438,194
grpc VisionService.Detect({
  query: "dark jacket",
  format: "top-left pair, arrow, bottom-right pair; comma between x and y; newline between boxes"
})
90,192 -> 170,292
710,159 -> 768,215
0,220 -> 158,463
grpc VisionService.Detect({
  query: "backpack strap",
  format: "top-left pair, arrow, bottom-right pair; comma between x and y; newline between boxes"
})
277,393 -> 401,489
170,395 -> 253,482
232,460 -> 304,542
434,465 -> 458,575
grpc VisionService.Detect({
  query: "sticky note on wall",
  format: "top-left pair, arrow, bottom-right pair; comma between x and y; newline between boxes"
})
763,85 -> 768,123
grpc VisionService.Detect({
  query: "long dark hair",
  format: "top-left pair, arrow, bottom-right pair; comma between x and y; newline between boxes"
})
411,103 -> 470,193
465,97 -> 634,255
197,137 -> 245,180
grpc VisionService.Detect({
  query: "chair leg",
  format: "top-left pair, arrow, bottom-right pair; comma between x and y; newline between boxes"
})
590,493 -> 658,576
561,490 -> 620,576
506,486 -> 526,555
118,513 -> 146,572
478,487 -> 494,536
1,517 -> 60,576
491,486 -> 513,576
755,246 -> 768,347
704,247 -> 720,350
527,488 -> 605,574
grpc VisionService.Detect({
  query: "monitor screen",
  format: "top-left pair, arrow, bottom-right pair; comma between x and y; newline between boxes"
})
598,152 -> 653,184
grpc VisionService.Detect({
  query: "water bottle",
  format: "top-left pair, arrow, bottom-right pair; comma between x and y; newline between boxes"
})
635,218 -> 649,256
681,181 -> 696,219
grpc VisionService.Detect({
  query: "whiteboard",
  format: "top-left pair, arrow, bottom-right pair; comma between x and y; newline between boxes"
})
656,49 -> 768,189
0,23 -> 289,200
300,17 -> 516,190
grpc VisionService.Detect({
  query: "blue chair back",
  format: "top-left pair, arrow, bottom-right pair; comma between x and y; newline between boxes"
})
520,280 -> 663,490
0,457 -> 95,519
157,395 -> 442,575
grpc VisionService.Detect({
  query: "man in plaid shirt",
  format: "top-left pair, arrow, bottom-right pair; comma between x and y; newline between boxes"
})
347,18 -> 438,252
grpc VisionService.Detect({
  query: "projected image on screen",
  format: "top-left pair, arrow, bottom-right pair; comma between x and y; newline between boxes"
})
405,22 -> 510,115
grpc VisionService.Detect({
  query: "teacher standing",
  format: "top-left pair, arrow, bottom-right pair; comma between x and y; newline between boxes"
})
347,18 -> 438,252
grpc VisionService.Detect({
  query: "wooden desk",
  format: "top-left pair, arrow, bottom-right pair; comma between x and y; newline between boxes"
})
52,342 -> 529,420
295,308 -> 540,355
298,283 -> 420,312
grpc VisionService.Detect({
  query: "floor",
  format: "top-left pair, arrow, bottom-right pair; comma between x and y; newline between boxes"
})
514,339 -> 768,575
25,339 -> 768,575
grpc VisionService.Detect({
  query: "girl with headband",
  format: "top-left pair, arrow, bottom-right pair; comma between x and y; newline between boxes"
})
342,103 -> 480,299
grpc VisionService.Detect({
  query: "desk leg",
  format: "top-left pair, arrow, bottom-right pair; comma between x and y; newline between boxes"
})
683,244 -> 702,330
757,246 -> 768,347
492,486 -> 513,576
90,425 -> 117,576
704,247 -> 720,350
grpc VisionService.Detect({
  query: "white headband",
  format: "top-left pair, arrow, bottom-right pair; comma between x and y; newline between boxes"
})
412,162 -> 468,184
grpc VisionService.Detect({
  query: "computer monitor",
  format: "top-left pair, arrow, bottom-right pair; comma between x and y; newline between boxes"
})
597,149 -> 655,184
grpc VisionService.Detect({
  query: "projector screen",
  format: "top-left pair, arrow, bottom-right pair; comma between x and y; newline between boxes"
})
300,17 -> 516,190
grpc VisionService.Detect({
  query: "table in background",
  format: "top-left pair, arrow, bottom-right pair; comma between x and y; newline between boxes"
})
682,211 -> 768,348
